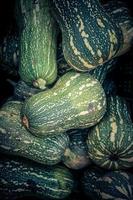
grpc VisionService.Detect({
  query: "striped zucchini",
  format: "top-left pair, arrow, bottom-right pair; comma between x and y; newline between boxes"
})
87,95 -> 133,169
98,171 -> 133,199
18,0 -> 57,89
0,156 -> 74,199
0,101 -> 69,165
21,71 -> 106,137
63,129 -> 91,170
51,0 -> 123,71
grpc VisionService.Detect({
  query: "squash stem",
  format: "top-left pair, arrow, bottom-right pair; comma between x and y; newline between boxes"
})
33,78 -> 47,90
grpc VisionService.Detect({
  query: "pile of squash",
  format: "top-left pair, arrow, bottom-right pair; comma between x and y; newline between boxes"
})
0,0 -> 133,199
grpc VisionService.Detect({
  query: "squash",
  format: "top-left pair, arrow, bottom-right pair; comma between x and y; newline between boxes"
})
21,71 -> 106,137
98,171 -> 133,199
57,55 -> 72,77
0,31 -> 19,69
51,0 -> 123,71
0,156 -> 74,199
104,0 -> 133,56
102,77 -> 117,96
63,129 -> 91,170
87,95 -> 133,169
81,167 -> 105,199
89,58 -> 117,84
18,0 -> 57,89
14,80 -> 41,101
0,101 -> 69,165
82,167 -> 133,200
57,53 -> 117,82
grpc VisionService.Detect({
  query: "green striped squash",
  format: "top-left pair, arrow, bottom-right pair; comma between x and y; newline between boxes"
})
98,171 -> 133,199
89,58 -> 117,84
104,0 -> 133,56
0,156 -> 74,199
82,168 -> 133,200
21,71 -> 106,137
0,101 -> 69,165
18,0 -> 57,89
81,167 -> 105,199
51,0 -> 123,71
63,129 -> 91,169
87,95 -> 133,170
57,53 -> 117,84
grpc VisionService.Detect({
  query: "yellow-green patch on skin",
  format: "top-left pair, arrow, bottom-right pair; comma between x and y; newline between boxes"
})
110,121 -> 118,143
97,49 -> 102,57
97,18 -> 105,28
78,56 -> 94,68
83,38 -> 95,56
69,36 -> 81,56
108,43 -> 115,59
98,58 -> 104,64
81,31 -> 89,38
77,15 -> 85,32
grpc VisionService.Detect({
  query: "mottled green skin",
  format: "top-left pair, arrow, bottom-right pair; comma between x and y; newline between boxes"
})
87,96 -> 133,170
98,171 -> 133,199
82,168 -> 133,200
0,157 -> 74,199
51,0 -> 123,71
14,80 -> 41,101
57,53 -> 117,84
104,1 -> 133,26
19,0 -> 57,89
104,1 -> 133,56
89,58 -> 117,84
81,167 -> 105,199
0,101 -> 69,165
15,0 -> 51,32
21,71 -> 106,137
0,32 -> 19,68
63,129 -> 91,170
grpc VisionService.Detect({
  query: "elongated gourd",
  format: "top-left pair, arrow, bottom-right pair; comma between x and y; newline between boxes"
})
87,95 -> 133,170
18,0 -> 57,89
21,71 -> 106,137
0,101 -> 69,165
0,156 -> 74,199
63,129 -> 91,170
51,0 -> 123,71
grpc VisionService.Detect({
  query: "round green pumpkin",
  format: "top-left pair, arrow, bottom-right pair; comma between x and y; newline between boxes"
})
87,95 -> 133,170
